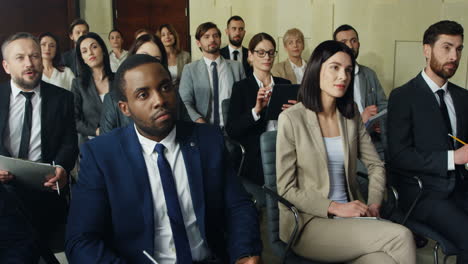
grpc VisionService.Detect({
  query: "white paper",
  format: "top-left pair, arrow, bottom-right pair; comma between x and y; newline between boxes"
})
0,155 -> 55,190
366,109 -> 387,129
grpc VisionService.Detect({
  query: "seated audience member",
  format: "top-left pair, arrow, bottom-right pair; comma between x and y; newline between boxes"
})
65,54 -> 262,264
134,28 -> 152,40
387,20 -> 468,263
72,32 -> 113,145
39,32 -> 75,91
108,29 -> 128,72
157,24 -> 191,87
62,18 -> 89,75
271,28 -> 307,84
179,22 -> 245,126
276,40 -> 416,263
226,33 -> 291,187
220,15 -> 252,75
100,34 -> 190,134
333,24 -> 387,159
0,32 -> 78,262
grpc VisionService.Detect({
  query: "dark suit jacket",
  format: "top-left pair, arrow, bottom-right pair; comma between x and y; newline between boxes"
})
62,49 -> 78,76
72,75 -> 114,144
100,88 -> 192,135
387,73 -> 468,206
65,122 -> 262,263
0,81 -> 78,172
221,46 -> 252,76
226,76 -> 291,184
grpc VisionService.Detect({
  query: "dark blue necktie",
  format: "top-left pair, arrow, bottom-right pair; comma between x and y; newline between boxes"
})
154,143 -> 193,263
18,91 -> 34,159
211,61 -> 220,126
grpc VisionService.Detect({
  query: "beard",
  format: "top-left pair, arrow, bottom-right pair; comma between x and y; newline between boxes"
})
430,53 -> 458,80
229,36 -> 243,47
204,45 -> 220,54
12,70 -> 41,90
129,106 -> 176,140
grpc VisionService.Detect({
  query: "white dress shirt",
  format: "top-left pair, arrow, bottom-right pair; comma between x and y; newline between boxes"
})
135,125 -> 210,263
353,64 -> 364,113
5,81 -> 42,161
41,67 -> 75,91
421,69 -> 457,171
251,73 -> 277,131
228,45 -> 243,62
109,49 -> 128,72
203,56 -> 230,126
289,59 -> 306,84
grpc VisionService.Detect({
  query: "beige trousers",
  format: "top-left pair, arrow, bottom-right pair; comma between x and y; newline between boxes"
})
292,218 -> 416,264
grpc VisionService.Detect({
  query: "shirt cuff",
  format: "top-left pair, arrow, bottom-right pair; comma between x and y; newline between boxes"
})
448,150 -> 455,171
251,108 -> 261,121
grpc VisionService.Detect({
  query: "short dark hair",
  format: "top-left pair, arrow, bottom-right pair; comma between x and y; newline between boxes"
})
248,32 -> 276,52
69,18 -> 89,34
38,32 -> 65,72
333,24 -> 359,41
128,34 -> 168,67
227,15 -> 244,27
114,54 -> 170,102
298,40 -> 356,119
195,22 -> 221,40
108,29 -> 123,39
423,20 -> 464,45
1,32 -> 39,60
75,32 -> 113,87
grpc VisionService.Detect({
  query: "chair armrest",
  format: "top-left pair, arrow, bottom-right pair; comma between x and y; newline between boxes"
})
263,185 -> 300,264
401,176 -> 423,225
224,138 -> 246,178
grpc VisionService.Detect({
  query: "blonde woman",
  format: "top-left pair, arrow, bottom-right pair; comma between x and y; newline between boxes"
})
271,28 -> 307,84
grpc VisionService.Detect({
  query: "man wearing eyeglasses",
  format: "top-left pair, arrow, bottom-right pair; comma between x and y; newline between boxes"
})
179,22 -> 245,127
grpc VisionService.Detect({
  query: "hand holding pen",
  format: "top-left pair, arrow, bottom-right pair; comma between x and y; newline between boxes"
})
449,134 -> 468,170
44,161 -> 67,195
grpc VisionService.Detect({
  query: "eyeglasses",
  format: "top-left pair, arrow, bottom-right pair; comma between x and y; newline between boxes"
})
253,49 -> 277,58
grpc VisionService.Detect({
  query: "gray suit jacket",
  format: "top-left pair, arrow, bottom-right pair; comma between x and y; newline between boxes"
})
356,64 -> 388,154
179,56 -> 245,121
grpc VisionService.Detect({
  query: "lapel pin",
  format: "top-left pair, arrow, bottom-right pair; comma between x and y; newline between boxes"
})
190,142 -> 196,147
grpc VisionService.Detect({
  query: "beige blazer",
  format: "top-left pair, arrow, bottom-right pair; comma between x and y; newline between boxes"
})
175,50 -> 191,81
271,59 -> 306,84
276,102 -> 385,242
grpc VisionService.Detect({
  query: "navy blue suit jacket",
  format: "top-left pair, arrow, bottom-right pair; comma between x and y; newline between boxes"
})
65,122 -> 262,263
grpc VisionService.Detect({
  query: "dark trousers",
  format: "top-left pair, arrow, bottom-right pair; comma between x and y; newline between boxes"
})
406,186 -> 468,264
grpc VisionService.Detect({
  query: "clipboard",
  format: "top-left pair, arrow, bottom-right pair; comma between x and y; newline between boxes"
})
365,109 -> 387,130
0,155 -> 55,190
265,84 -> 300,121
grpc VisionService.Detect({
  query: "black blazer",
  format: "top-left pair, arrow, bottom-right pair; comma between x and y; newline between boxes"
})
220,46 -> 253,76
62,49 -> 78,76
72,74 -> 114,144
226,75 -> 291,184
0,81 -> 78,172
387,73 -> 468,202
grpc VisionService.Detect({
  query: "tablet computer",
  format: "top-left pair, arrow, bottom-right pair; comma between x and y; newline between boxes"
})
265,84 -> 300,121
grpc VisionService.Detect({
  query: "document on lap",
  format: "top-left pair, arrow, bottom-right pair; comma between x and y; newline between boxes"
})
0,155 -> 55,190
333,216 -> 391,222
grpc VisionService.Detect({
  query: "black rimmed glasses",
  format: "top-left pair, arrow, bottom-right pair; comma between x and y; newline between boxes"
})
253,49 -> 277,58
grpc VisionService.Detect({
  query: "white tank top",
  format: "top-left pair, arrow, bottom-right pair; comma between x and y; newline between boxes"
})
323,136 -> 348,203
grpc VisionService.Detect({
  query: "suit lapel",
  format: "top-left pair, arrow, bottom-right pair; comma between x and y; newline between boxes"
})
0,82 -> 11,155
196,60 -> 212,115
120,126 -> 155,241
222,57 -> 235,91
176,122 -> 207,240
448,83 -> 466,147
337,110 -> 350,182
305,108 -> 328,165
357,66 -> 368,107
40,82 -> 52,158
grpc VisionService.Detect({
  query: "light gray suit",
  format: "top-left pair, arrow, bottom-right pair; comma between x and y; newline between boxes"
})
179,56 -> 245,122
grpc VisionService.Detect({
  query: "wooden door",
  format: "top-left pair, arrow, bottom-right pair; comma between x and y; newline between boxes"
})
0,0 -> 78,82
113,0 -> 190,51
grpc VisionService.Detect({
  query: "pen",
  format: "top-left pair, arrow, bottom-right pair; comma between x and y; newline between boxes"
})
448,133 -> 467,145
52,161 -> 60,196
143,250 -> 159,264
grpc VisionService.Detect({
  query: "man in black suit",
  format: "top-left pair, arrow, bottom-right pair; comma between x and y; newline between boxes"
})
220,16 -> 252,76
387,20 -> 468,263
62,18 -> 89,75
0,32 -> 78,262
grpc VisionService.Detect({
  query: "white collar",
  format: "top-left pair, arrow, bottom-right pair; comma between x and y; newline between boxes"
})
203,55 -> 222,68
288,58 -> 306,70
354,63 -> 360,75
253,73 -> 275,88
10,80 -> 41,98
228,45 -> 242,54
421,68 -> 448,94
134,124 -> 177,156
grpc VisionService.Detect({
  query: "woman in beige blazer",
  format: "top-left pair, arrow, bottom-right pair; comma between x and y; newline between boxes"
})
271,28 -> 307,84
157,24 -> 191,87
276,40 -> 416,264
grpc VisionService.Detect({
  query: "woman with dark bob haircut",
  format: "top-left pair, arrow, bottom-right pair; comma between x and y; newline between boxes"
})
72,32 -> 114,145
276,40 -> 416,263
100,34 -> 190,134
